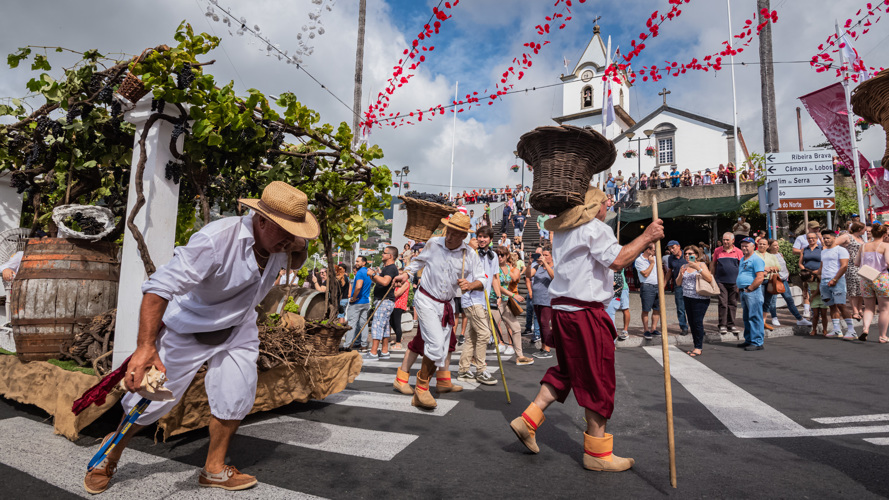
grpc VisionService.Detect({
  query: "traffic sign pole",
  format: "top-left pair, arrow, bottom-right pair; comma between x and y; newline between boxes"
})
836,21 -> 868,238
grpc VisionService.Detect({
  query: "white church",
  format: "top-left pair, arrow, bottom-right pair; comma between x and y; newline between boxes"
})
552,25 -> 750,180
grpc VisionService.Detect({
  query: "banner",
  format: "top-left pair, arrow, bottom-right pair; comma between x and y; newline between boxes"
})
798,82 -> 870,175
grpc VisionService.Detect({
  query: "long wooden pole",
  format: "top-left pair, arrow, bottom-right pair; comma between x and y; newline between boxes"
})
652,194 -> 677,488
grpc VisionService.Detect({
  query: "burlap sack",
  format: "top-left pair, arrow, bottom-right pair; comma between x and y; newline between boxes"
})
157,351 -> 361,440
0,355 -> 121,440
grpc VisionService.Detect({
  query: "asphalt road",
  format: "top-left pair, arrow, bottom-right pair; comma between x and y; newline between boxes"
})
3,335 -> 889,499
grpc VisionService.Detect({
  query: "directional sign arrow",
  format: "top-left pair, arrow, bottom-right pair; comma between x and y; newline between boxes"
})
823,175 -> 833,183
767,154 -> 776,162
768,166 -> 776,174
825,199 -> 835,209
824,187 -> 834,196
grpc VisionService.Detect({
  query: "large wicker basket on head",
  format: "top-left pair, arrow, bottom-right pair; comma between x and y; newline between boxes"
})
516,125 -> 617,215
399,196 -> 457,242
852,69 -> 889,169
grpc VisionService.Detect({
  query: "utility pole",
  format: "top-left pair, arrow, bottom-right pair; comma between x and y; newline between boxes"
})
352,0 -> 366,259
757,0 -> 786,236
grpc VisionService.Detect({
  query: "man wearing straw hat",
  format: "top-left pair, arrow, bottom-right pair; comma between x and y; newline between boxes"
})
392,212 -> 486,410
508,187 -> 664,472
84,181 -> 317,494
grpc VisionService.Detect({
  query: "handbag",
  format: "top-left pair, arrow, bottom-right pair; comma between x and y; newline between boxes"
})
767,274 -> 786,294
859,264 -> 882,282
507,295 -> 524,316
695,273 -> 720,297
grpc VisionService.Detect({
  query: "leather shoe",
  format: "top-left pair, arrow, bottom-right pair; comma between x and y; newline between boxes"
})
583,453 -> 635,472
744,344 -> 764,351
736,342 -> 751,348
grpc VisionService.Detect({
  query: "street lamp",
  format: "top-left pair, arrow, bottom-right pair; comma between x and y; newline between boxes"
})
393,166 -> 410,196
625,129 -> 656,181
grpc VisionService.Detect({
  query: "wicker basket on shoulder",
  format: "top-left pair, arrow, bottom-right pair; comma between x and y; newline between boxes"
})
399,196 -> 457,242
516,125 -> 617,215
851,69 -> 889,169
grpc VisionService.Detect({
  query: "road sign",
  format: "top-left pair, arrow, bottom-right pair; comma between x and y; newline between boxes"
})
765,150 -> 835,212
777,198 -> 835,211
758,181 -> 779,214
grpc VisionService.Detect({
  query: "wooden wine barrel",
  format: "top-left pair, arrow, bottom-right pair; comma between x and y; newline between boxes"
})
258,286 -> 327,321
10,238 -> 119,362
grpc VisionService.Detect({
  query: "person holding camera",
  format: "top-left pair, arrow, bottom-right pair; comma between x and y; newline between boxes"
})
526,246 -> 554,358
676,245 -> 714,357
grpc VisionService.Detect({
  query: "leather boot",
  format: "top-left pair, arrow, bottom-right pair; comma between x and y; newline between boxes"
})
393,368 -> 414,395
411,358 -> 438,409
509,402 -> 544,453
582,432 -> 635,472
435,370 -> 463,393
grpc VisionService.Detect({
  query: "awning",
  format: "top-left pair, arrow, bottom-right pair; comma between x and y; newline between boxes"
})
614,193 -> 757,223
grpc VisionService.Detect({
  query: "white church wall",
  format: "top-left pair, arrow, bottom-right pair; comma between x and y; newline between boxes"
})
609,111 -> 733,179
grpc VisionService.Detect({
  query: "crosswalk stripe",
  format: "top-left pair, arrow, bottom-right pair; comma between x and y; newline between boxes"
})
353,372 -> 480,390
813,414 -> 889,424
0,417 -> 326,499
374,351 -> 512,362
314,389 -> 459,416
239,415 -> 418,461
863,437 -> 889,445
643,346 -> 807,438
361,359 -> 509,369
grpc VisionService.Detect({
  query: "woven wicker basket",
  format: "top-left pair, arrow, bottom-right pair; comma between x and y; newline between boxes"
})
851,68 -> 889,169
306,323 -> 350,356
399,196 -> 457,242
516,125 -> 617,215
117,72 -> 149,104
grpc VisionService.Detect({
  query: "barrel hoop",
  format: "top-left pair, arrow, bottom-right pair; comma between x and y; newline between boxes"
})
11,316 -> 94,326
11,333 -> 74,353
15,269 -> 120,281
21,253 -> 119,264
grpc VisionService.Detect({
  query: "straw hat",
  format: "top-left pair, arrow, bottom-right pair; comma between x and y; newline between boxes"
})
440,212 -> 472,233
239,181 -> 320,239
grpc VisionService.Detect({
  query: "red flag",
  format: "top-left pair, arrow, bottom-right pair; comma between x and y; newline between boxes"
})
798,82 -> 870,175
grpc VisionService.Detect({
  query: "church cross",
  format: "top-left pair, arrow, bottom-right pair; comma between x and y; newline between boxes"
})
659,88 -> 671,106
592,15 -> 602,26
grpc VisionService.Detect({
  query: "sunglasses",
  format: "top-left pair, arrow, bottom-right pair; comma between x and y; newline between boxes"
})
684,253 -> 694,256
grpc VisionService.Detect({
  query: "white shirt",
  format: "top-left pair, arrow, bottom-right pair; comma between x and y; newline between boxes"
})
277,271 -> 299,285
636,254 -> 659,285
142,212 -> 288,334
499,238 -> 511,249
0,251 -> 23,275
549,218 -> 622,308
461,245 -> 498,308
794,233 -> 822,250
820,245 -> 850,281
404,237 -> 485,302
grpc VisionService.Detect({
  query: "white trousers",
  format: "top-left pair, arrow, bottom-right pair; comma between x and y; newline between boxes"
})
415,291 -> 453,368
121,323 -> 259,425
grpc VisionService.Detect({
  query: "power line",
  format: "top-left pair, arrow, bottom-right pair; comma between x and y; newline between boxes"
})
205,0 -> 361,122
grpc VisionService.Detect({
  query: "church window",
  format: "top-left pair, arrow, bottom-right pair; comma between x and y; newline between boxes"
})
653,122 -> 677,166
581,86 -> 593,109
658,137 -> 674,165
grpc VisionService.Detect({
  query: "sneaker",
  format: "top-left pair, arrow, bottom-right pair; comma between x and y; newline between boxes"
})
680,329 -> 689,336
363,351 -> 379,360
719,326 -> 728,334
522,330 -> 533,337
736,342 -> 752,348
651,330 -> 662,336
457,371 -> 476,382
803,310 -> 812,319
643,331 -> 652,340
826,331 -> 840,338
533,338 -> 542,350
532,350 -> 553,359
744,344 -> 764,351
503,346 -> 515,356
771,318 -> 781,326
618,330 -> 629,341
475,371 -> 497,385
199,465 -> 258,491
378,352 -> 391,360
728,326 -> 740,334
457,335 -> 465,346
796,319 -> 813,326
516,356 -> 534,365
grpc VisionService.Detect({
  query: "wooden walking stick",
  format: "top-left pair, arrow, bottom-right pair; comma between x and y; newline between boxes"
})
484,291 -> 510,403
652,194 -> 678,488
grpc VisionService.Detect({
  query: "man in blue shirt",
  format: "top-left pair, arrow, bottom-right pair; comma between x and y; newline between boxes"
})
670,166 -> 681,187
736,237 -> 766,350
663,240 -> 689,335
343,256 -> 373,351
469,209 -> 478,239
